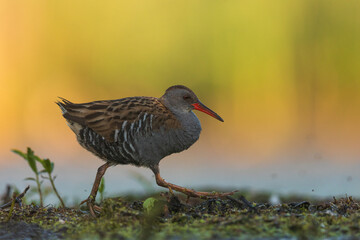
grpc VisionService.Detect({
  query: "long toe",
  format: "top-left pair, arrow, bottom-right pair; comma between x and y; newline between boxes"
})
196,190 -> 237,199
180,188 -> 237,199
93,205 -> 102,213
80,197 -> 101,217
87,201 -> 97,217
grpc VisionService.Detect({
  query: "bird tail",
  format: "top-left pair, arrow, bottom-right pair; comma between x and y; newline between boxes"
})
55,97 -> 87,127
55,97 -> 72,114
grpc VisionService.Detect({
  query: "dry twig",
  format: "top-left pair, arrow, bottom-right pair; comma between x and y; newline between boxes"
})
0,185 -> 30,209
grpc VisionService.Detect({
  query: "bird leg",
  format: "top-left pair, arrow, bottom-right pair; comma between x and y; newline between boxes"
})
153,171 -> 236,199
80,162 -> 111,217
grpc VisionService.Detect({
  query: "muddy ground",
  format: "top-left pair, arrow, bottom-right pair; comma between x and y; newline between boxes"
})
1,191 -> 360,240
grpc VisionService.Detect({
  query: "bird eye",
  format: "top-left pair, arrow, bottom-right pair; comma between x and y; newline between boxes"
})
183,95 -> 191,101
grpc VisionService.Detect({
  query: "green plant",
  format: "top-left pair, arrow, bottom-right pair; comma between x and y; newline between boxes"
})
37,157 -> 65,207
6,192 -> 16,222
12,148 -> 43,206
98,177 -> 105,202
12,147 -> 65,207
143,197 -> 157,214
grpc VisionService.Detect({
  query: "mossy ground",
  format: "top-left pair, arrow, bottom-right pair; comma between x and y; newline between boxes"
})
1,191 -> 360,240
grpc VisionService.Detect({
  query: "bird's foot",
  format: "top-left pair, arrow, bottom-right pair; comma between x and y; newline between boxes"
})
155,173 -> 236,199
80,196 -> 101,217
176,187 -> 237,199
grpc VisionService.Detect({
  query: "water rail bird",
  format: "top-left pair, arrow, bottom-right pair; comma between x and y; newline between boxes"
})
57,85 -> 234,216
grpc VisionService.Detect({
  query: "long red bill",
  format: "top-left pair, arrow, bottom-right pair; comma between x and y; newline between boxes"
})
192,102 -> 224,122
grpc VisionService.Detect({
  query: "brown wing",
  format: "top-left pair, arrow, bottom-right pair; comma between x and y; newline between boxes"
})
57,96 -> 181,142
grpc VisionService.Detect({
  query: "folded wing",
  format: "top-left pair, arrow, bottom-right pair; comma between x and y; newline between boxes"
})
56,97 -> 181,143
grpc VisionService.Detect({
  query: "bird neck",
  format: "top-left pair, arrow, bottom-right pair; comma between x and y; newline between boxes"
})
159,96 -> 190,115
159,96 -> 201,132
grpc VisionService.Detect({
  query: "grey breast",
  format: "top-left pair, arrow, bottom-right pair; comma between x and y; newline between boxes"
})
133,111 -> 202,168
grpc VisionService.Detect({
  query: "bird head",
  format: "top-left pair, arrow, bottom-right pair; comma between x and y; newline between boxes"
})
161,85 -> 224,122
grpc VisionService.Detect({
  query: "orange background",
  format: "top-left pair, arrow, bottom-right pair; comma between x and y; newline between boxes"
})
1,0 -> 359,199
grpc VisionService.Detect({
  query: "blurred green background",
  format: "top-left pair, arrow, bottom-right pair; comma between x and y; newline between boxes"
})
1,0 -> 360,199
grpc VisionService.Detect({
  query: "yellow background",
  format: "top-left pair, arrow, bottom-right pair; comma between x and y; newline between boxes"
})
1,1 -> 360,198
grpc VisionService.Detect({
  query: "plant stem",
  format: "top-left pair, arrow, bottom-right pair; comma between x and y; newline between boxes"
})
48,173 -> 65,207
6,193 -> 16,222
35,173 -> 43,206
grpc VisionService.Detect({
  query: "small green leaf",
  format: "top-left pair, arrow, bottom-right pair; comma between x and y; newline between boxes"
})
99,177 -> 105,194
42,159 -> 53,173
50,162 -> 54,173
12,149 -> 27,160
40,175 -> 49,179
143,197 -> 158,214
24,177 -> 36,182
26,148 -> 38,174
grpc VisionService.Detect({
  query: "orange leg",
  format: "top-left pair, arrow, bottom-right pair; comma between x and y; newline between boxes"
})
153,168 -> 236,199
80,162 -> 112,217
